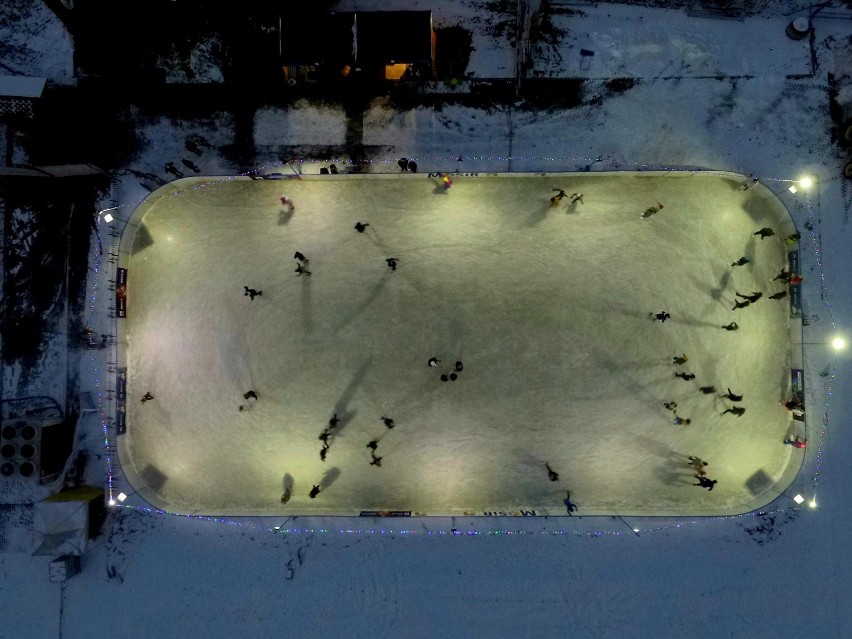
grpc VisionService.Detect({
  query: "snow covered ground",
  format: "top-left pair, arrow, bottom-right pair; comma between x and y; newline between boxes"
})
3,1 -> 852,637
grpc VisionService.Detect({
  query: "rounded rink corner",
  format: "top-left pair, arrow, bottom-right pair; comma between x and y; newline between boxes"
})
106,170 -> 808,519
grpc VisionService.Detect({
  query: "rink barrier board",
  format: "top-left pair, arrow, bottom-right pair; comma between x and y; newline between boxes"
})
108,171 -> 806,518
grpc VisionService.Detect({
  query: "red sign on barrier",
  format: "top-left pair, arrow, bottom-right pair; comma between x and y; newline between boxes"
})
116,267 -> 127,318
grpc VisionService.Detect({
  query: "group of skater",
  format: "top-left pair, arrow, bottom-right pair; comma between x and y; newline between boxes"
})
315,413 -> 397,467
550,189 -> 584,206
646,220 -> 808,493
728,229 -> 803,308
540,462 -> 579,514
429,357 -> 464,382
229,178 -> 810,507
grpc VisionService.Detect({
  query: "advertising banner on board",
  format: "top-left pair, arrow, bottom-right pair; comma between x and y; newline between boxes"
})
116,267 -> 128,318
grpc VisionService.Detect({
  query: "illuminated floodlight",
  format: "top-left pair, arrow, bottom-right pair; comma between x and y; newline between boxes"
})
809,498 -> 817,509
633,528 -> 640,533
788,185 -> 798,194
103,213 -> 114,223
831,336 -> 846,351
799,176 -> 813,189
117,492 -> 128,503
792,494 -> 804,504
108,498 -> 116,506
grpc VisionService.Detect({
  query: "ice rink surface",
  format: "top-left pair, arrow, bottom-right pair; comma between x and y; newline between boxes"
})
121,173 -> 795,516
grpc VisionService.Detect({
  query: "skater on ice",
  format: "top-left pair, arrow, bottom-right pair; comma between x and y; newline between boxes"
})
449,373 -> 458,381
674,372 -> 695,381
721,406 -> 746,417
563,491 -> 578,515
783,436 -> 807,448
545,463 -> 560,481
309,485 -> 321,498
730,256 -> 751,267
721,322 -> 739,331
784,232 -> 801,245
295,263 -> 312,276
736,291 -> 762,304
663,401 -> 677,412
398,158 -> 409,172
439,174 -> 453,189
570,193 -> 584,204
386,258 -> 399,271
688,456 -> 708,474
739,177 -> 759,191
651,311 -> 671,323
320,448 -> 328,462
243,390 -> 258,400
328,414 -> 340,428
753,227 -> 775,239
672,354 -> 688,365
699,386 -> 716,395
455,361 -> 464,372
440,374 -> 449,382
773,268 -> 791,282
641,202 -> 664,218
721,388 -> 743,402
693,476 -> 717,491
244,286 -> 262,300
141,392 -> 154,403
428,357 -> 440,367
279,195 -> 295,210
381,417 -> 395,429
673,415 -> 691,426
294,251 -> 307,262
731,299 -> 751,311
550,189 -> 567,205
366,440 -> 379,451
354,222 -> 370,233
769,291 -> 788,300
782,398 -> 802,411
370,455 -> 383,467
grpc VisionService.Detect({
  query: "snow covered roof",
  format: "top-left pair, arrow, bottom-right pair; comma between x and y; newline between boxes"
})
281,12 -> 356,66
31,487 -> 104,557
0,75 -> 46,99
280,11 -> 433,66
356,11 -> 434,65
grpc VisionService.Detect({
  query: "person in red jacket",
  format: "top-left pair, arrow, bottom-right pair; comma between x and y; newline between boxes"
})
784,436 -> 807,449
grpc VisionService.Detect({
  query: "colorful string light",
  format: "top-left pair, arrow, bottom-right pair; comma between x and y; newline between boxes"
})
113,502 -> 799,538
801,187 -> 838,503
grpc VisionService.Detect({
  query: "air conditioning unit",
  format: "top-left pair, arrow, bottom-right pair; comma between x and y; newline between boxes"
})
0,419 -> 42,478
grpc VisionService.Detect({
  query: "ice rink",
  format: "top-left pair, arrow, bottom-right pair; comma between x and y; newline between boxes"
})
118,172 -> 798,516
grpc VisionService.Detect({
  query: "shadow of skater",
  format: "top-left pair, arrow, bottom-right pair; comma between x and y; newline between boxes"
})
320,467 -> 341,490
281,473 -> 294,503
545,463 -> 560,481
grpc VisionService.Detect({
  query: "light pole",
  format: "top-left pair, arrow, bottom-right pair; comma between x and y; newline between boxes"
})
800,336 -> 846,376
108,488 -> 137,506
